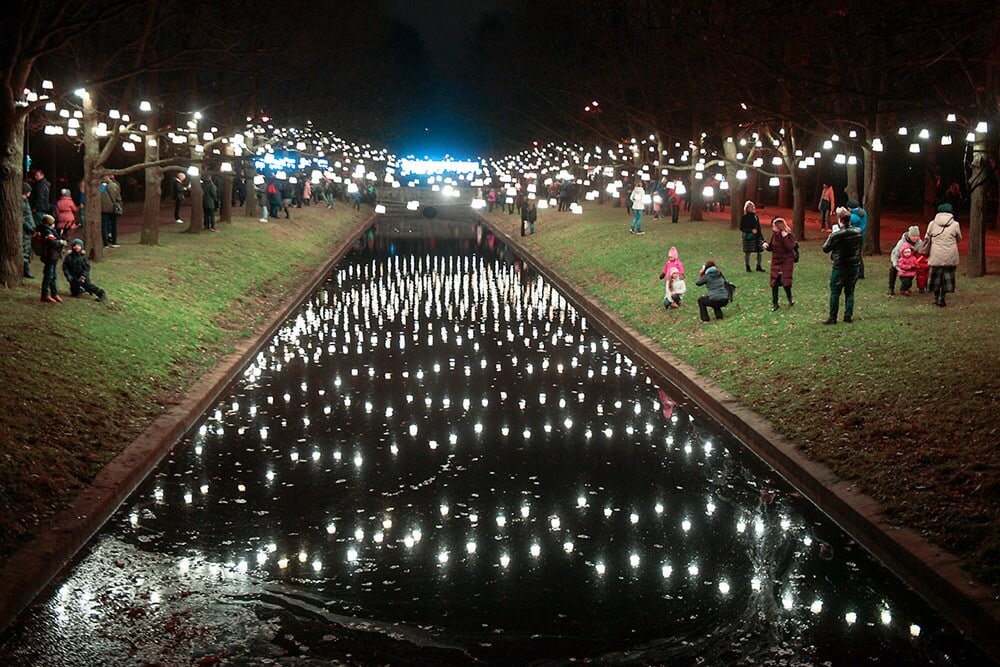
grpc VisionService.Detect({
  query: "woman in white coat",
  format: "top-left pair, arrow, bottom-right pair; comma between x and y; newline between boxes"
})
923,203 -> 962,307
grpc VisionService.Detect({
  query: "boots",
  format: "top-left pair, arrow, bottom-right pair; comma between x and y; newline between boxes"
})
23,262 -> 34,279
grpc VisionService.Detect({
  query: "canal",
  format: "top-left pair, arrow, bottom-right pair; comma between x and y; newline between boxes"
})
0,215 -> 987,665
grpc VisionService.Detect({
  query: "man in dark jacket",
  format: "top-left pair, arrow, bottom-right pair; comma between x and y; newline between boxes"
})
202,175 -> 219,231
63,238 -> 106,301
30,168 -> 51,224
172,172 -> 188,223
100,175 -> 123,247
821,214 -> 863,324
22,182 -> 35,278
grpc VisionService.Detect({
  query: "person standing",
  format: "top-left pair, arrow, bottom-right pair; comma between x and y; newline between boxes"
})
36,215 -> 67,302
100,175 -> 123,247
668,187 -> 681,224
923,203 -> 962,307
822,213 -> 863,324
818,182 -> 836,231
739,201 -> 765,272
55,188 -> 80,239
202,174 -> 219,231
520,199 -> 537,236
30,168 -> 51,225
22,182 -> 35,278
172,172 -> 188,224
762,217 -> 796,311
629,183 -> 646,234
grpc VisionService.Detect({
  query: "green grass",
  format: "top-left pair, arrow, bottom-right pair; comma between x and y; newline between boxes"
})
488,206 -> 1000,589
0,205 -> 367,557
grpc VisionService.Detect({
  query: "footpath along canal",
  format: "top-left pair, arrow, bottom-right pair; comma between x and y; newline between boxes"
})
0,213 -> 989,665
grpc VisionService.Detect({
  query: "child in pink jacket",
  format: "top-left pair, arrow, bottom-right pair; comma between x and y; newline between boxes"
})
896,243 -> 918,295
659,246 -> 685,280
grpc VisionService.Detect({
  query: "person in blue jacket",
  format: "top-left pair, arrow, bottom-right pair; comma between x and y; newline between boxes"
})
846,199 -> 868,279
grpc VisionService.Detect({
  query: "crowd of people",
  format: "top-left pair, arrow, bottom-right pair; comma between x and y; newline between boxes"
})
652,197 -> 962,324
20,164 -> 381,305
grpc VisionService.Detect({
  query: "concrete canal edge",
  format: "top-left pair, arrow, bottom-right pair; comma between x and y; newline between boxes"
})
481,217 -> 1000,660
0,215 -> 376,634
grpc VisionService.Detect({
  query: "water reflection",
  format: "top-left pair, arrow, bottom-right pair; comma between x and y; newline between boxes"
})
0,218 -> 985,665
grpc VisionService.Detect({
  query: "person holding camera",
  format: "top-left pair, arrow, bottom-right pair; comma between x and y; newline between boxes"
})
695,260 -> 730,322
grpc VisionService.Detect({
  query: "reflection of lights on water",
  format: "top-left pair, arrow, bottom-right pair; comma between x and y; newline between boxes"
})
238,560 -> 248,574
781,518 -> 792,531
440,504 -> 449,516
466,541 -> 477,554
563,541 -> 574,553
629,554 -> 640,568
845,612 -> 858,625
688,564 -> 699,577
500,554 -> 511,568
630,513 -> 640,525
662,565 -> 673,578
521,505 -> 531,518
681,519 -> 691,532
736,520 -> 747,533
530,544 -> 541,557
811,599 -> 823,614
278,558 -> 289,569
347,548 -> 359,563
403,536 -> 415,548
550,516 -> 561,530
438,551 -> 449,564
751,577 -> 761,591
782,593 -> 794,610
604,507 -> 613,519
595,562 -> 606,576
257,552 -> 268,565
719,581 -> 730,595
881,609 -> 892,625
312,560 -> 322,572
354,528 -> 365,541
910,624 -> 921,637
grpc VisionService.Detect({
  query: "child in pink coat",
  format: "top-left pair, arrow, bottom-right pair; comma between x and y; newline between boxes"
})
659,246 -> 685,280
896,243 -> 918,295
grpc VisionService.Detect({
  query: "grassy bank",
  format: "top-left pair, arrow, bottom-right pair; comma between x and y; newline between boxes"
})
487,206 -> 1000,589
0,205 -> 367,557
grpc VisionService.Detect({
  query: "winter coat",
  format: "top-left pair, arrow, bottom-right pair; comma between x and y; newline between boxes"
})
100,180 -> 122,214
696,265 -> 729,302
896,247 -> 918,277
849,207 -> 868,240
822,225 -> 863,268
739,213 -> 763,253
661,246 -> 685,278
202,178 -> 219,210
767,232 -> 796,287
630,186 -> 645,210
22,199 -> 35,262
31,178 -> 51,213
62,250 -> 91,283
55,195 -> 79,229
924,212 -> 962,267
37,224 -> 65,264
665,276 -> 687,299
521,206 -> 537,223
172,176 -> 188,202
891,232 -> 922,268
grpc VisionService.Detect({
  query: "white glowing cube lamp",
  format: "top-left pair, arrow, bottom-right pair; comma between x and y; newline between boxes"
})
375,204 -> 386,214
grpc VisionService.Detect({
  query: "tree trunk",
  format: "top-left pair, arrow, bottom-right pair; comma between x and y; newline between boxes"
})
244,160 -> 259,218
0,105 -> 25,288
689,142 -> 703,221
923,141 -> 939,222
745,170 -> 760,208
845,159 -> 859,204
790,168 -> 807,241
778,162 -> 792,208
140,120 -> 161,245
82,95 -> 104,262
862,146 -> 883,254
186,170 -> 203,233
721,135 -> 742,229
966,136 -> 988,277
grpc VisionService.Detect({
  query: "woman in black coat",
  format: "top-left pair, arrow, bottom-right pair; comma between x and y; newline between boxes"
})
739,200 -> 765,272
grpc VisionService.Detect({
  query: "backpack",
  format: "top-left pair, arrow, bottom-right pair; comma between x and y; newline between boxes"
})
31,230 -> 47,257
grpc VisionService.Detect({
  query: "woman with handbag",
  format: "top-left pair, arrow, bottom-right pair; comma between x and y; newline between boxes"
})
923,203 -> 962,307
739,200 -> 765,272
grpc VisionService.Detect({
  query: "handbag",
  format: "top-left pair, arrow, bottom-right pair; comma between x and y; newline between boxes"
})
793,242 -> 800,263
112,202 -> 123,215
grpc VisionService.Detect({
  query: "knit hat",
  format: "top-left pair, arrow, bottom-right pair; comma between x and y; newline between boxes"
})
70,238 -> 84,248
40,214 -> 55,226
937,203 -> 954,213
22,182 -> 32,194
845,200 -> 860,209
907,225 -> 920,238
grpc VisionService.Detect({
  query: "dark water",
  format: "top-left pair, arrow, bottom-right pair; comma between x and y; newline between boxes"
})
1,216 -> 989,665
